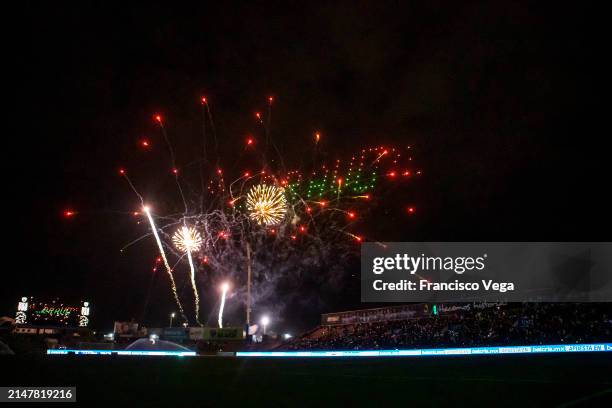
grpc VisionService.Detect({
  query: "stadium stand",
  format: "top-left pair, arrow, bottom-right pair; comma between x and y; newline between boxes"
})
280,303 -> 611,350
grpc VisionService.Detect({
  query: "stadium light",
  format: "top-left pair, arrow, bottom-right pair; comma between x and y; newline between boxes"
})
170,312 -> 176,327
261,315 -> 270,335
283,333 -> 292,340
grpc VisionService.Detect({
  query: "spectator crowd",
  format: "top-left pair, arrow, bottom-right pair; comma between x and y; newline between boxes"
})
281,303 -> 611,350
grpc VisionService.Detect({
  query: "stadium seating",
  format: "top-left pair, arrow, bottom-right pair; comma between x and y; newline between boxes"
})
280,303 -> 611,350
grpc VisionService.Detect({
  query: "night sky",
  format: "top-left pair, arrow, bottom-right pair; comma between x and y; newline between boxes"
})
4,3 -> 604,333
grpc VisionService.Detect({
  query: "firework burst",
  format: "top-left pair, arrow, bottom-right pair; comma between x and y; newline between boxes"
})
172,226 -> 203,253
246,184 -> 288,225
173,225 -> 204,324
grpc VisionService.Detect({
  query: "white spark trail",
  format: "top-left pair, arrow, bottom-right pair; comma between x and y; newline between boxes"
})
218,283 -> 229,328
143,206 -> 187,322
186,247 -> 201,325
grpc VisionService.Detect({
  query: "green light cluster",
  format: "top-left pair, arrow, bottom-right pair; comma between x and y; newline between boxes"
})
304,170 -> 377,198
284,183 -> 301,201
